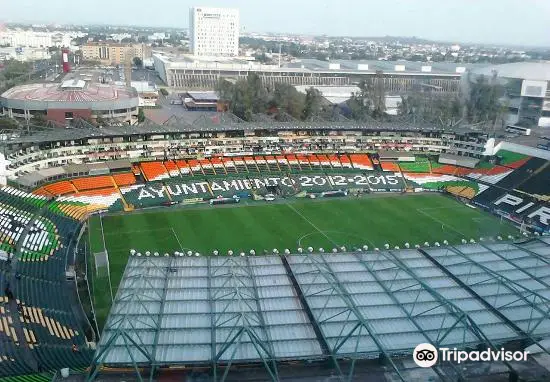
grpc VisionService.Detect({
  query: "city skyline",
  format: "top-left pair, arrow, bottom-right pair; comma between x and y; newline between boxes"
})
2,0 -> 550,47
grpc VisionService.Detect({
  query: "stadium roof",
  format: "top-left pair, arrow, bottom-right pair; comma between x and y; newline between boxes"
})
89,238 -> 550,381
469,61 -> 550,82
1,115 -> 486,146
287,58 -> 485,75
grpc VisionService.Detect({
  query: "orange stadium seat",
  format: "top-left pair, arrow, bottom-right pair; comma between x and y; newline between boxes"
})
112,173 -> 136,187
75,188 -> 118,197
349,154 -> 374,170
486,165 -> 512,175
163,160 -> 180,177
306,154 -> 321,167
140,161 -> 169,181
33,188 -> 53,197
210,157 -> 223,166
187,160 -> 203,175
506,157 -> 530,169
316,154 -> 330,164
381,162 -> 400,172
44,181 -> 75,196
285,154 -> 298,163
199,159 -> 213,168
328,154 -> 342,167
175,160 -> 191,175
432,165 -> 459,175
72,176 -> 113,191
338,154 -> 352,168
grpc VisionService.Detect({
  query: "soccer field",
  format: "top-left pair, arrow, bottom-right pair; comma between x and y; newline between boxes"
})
87,193 -> 517,329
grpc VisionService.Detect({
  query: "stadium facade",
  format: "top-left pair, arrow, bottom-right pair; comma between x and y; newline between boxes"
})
464,61 -> 550,128
2,120 -> 494,184
0,80 -> 140,124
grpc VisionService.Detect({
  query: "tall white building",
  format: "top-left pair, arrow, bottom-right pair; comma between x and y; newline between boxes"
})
189,7 -> 239,57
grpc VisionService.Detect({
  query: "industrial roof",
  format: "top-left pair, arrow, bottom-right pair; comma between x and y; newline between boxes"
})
469,61 -> 550,82
186,91 -> 219,101
91,238 -> 550,381
154,52 -> 479,76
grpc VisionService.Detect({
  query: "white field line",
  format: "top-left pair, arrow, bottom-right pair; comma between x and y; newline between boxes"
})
286,203 -> 340,247
100,227 -> 174,236
171,228 -> 184,251
416,208 -> 467,238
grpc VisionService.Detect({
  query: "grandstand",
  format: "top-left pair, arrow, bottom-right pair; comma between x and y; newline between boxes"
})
0,186 -> 95,379
0,117 -> 549,381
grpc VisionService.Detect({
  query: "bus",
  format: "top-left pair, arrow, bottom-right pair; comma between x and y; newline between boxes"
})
506,125 -> 531,136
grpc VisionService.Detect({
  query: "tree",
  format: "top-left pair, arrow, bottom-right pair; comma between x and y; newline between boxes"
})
137,108 -> 145,123
247,73 -> 269,116
31,113 -> 47,125
159,88 -> 169,96
0,117 -> 20,130
271,83 -> 305,120
133,57 -> 143,68
1,60 -> 32,81
302,87 -> 323,120
464,73 -> 504,124
216,74 -> 269,121
398,91 -> 463,127
346,75 -> 386,121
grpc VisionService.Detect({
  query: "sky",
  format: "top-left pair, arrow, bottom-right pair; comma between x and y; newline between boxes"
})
2,0 -> 550,47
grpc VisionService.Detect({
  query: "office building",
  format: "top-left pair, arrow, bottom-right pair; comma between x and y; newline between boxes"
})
81,43 -> 151,65
189,7 -> 239,57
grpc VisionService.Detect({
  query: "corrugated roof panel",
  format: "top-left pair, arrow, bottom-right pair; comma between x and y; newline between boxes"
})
161,314 -> 209,329
158,329 -> 210,345
268,324 -> 318,341
96,245 -> 550,368
167,277 -> 208,288
157,344 -> 210,362
271,339 -> 323,358
164,300 -> 209,314
256,286 -> 295,299
165,288 -> 208,301
103,346 -> 152,363
111,301 -> 161,315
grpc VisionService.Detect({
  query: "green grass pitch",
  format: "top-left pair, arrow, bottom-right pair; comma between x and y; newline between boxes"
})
87,193 -> 518,330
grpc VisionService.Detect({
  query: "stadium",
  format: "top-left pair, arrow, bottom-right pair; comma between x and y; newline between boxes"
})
0,117 -> 550,382
0,80 -> 139,125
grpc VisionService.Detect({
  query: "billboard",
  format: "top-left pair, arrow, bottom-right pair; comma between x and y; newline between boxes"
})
61,48 -> 70,73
